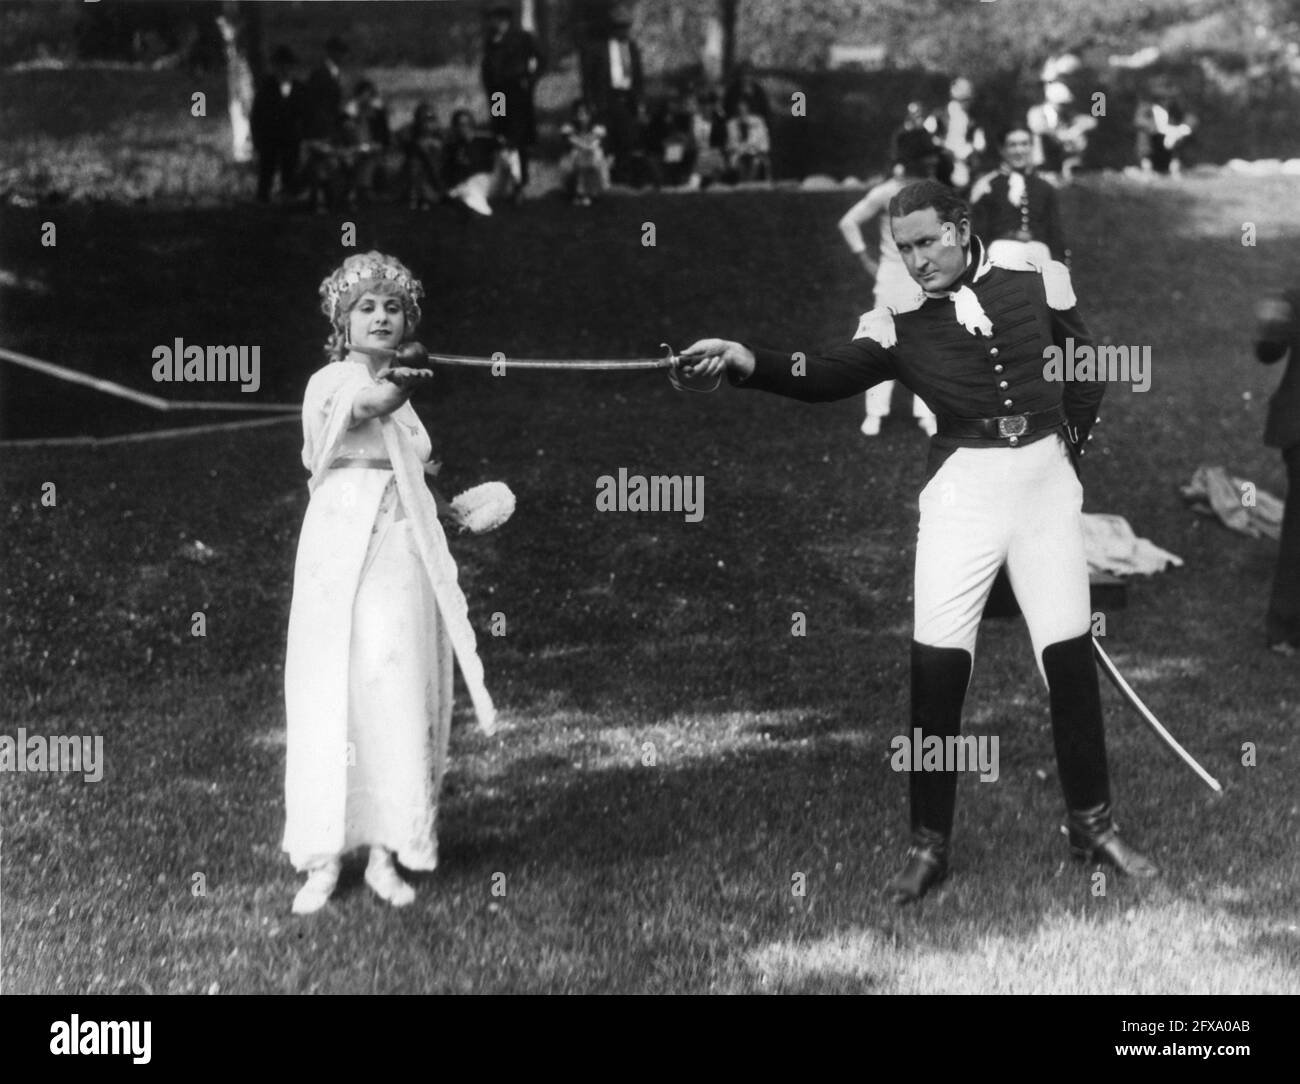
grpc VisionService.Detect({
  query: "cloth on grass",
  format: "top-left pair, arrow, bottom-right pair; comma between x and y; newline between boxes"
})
1081,513 -> 1183,576
1180,464 -> 1283,541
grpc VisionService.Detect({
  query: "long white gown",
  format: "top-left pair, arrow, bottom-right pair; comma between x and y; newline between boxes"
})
282,359 -> 495,872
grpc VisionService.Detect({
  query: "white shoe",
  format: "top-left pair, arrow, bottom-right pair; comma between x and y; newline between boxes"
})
861,415 -> 883,436
365,849 -> 416,907
292,861 -> 340,915
918,416 -> 938,437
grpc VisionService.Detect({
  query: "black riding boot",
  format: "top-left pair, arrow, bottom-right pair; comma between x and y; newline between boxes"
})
1042,632 -> 1158,879
885,642 -> 972,904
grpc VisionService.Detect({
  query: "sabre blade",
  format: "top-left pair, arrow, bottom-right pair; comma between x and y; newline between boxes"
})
1092,638 -> 1223,794
348,342 -> 676,371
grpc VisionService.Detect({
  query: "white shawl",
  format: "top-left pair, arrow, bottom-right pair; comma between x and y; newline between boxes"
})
283,361 -> 495,866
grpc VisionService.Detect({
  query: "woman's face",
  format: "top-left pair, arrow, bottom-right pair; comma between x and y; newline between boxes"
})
347,290 -> 406,353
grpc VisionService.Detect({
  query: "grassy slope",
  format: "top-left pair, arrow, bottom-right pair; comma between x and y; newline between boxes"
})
1,174 -> 1298,993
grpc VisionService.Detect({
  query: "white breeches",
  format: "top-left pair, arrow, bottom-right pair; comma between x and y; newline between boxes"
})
913,435 -> 1091,675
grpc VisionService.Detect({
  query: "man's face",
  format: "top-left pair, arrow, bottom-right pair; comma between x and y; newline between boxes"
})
1002,130 -> 1033,171
892,207 -> 970,292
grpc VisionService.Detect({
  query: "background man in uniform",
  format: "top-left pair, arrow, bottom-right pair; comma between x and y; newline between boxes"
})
675,180 -> 1158,903
1254,293 -> 1300,655
971,126 -> 1068,266
481,4 -> 542,197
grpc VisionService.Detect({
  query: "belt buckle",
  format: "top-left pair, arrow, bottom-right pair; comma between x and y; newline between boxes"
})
997,414 -> 1029,439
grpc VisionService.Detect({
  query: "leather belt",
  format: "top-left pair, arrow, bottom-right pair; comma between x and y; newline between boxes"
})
330,457 -> 392,470
936,405 -> 1065,445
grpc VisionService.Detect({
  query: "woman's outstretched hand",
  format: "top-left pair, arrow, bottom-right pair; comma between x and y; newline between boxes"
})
380,366 -> 435,389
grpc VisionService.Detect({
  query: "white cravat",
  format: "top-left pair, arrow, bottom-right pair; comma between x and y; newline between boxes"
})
923,252 -> 993,337
1006,168 -> 1026,207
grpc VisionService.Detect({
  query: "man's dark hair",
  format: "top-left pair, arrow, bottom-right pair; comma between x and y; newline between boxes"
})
998,125 -> 1031,147
888,179 -> 968,226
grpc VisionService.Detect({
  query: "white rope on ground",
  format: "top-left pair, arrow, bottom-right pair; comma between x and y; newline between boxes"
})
0,345 -> 300,413
0,413 -> 299,450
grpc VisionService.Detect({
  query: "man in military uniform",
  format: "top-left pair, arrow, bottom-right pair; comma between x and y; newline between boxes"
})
971,127 -> 1068,266
677,180 -> 1158,903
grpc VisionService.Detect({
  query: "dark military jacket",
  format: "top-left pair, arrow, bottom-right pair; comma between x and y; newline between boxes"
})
970,168 -> 1068,262
736,236 -> 1103,479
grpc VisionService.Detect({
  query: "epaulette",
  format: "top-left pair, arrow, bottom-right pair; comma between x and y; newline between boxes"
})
986,252 -> 1078,310
853,293 -> 923,348
1039,260 -> 1077,309
853,307 -> 896,348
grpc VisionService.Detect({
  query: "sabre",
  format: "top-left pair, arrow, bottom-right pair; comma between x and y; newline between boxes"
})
354,341 -> 688,373
1092,637 -> 1223,795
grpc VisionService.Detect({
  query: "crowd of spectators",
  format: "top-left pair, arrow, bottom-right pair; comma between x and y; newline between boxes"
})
250,8 -> 778,217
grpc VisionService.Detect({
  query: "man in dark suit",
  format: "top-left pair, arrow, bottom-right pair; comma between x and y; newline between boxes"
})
251,45 -> 307,203
481,4 -> 542,194
579,6 -> 643,182
304,36 -> 349,141
970,127 -> 1068,265
675,180 -> 1157,903
1254,293 -> 1300,655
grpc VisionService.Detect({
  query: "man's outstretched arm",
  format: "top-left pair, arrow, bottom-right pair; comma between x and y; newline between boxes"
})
677,333 -> 898,403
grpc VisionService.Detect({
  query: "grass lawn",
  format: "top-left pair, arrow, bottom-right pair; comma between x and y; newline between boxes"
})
1,172 -> 1299,994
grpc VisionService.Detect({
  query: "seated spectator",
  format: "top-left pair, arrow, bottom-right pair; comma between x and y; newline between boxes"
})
400,102 -> 444,209
560,99 -> 609,205
726,98 -> 771,182
442,108 -> 516,216
686,89 -> 728,188
660,92 -> 697,187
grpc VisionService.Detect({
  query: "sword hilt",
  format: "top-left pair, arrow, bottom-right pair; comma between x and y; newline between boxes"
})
664,341 -> 722,393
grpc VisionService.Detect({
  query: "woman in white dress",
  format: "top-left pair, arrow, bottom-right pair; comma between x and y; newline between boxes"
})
283,251 -> 496,915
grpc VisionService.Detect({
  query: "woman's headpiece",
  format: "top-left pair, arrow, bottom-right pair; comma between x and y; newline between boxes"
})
319,251 -> 424,330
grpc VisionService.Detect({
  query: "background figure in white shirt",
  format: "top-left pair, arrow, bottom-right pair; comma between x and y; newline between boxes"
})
837,130 -> 940,436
